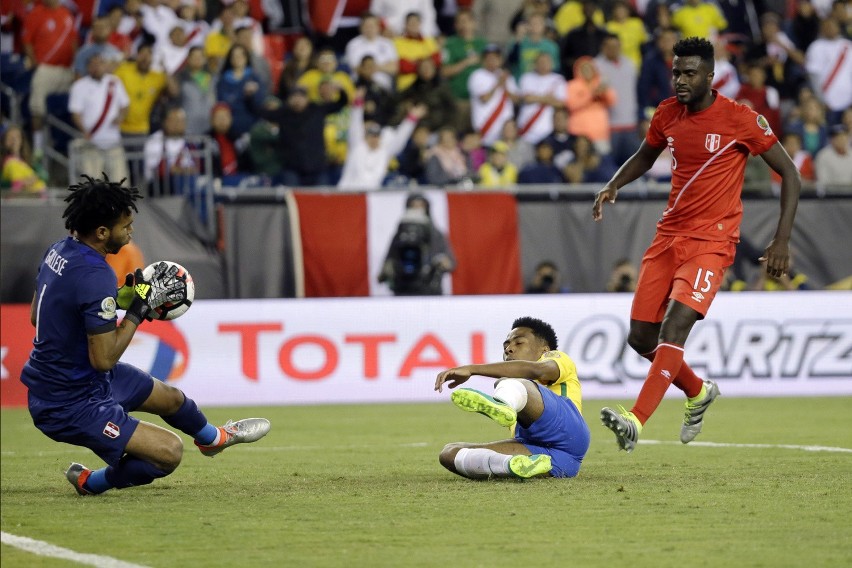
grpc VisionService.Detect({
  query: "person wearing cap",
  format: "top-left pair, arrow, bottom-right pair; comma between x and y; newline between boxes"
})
814,125 -> 852,186
477,141 -> 518,188
338,87 -> 426,190
468,44 -> 520,146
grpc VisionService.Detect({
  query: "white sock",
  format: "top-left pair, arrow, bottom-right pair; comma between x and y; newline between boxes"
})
454,448 -> 512,479
33,130 -> 44,153
493,379 -> 528,412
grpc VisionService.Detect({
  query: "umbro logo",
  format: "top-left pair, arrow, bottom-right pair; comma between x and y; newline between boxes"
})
692,291 -> 705,302
661,370 -> 672,380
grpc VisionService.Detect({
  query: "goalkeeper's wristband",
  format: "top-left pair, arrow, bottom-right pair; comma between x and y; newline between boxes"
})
124,295 -> 151,326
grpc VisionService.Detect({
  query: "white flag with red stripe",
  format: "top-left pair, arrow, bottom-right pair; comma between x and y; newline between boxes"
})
291,191 -> 522,297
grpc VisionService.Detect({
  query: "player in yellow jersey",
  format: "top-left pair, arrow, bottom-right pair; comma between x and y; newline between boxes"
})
435,317 -> 590,479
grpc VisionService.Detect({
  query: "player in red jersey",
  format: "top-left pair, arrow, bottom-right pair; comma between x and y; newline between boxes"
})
592,37 -> 801,452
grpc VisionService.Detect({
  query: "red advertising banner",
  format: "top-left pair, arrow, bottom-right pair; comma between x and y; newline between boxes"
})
1,305 -> 33,407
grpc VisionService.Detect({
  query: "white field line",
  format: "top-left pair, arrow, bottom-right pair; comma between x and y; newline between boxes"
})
643,440 -> 852,453
3,440 -> 850,457
1,532 -> 151,568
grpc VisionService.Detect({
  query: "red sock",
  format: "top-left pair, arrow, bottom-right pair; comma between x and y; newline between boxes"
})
641,349 -> 703,399
632,343 -> 685,424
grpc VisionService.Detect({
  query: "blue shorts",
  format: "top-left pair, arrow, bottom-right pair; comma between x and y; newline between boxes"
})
515,383 -> 591,478
27,362 -> 155,466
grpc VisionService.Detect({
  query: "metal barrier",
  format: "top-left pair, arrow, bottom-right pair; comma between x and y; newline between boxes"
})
0,81 -> 21,125
68,134 -> 217,235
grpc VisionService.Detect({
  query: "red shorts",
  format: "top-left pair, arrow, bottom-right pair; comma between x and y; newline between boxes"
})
631,234 -> 736,323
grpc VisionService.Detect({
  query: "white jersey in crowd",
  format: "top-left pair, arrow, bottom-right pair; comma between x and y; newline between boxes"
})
468,68 -> 519,145
805,37 -> 852,112
143,131 -> 197,182
182,20 -> 210,49
516,71 -> 565,144
153,40 -> 191,76
370,0 -> 438,38
68,74 -> 129,150
345,35 -> 398,73
337,106 -> 418,190
712,57 -> 741,100
140,4 -> 179,46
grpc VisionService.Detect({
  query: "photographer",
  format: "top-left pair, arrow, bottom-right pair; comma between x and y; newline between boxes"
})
525,260 -> 569,293
606,258 -> 637,293
378,194 -> 456,296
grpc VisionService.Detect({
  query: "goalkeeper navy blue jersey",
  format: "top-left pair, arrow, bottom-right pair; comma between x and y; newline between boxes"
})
21,237 -> 119,402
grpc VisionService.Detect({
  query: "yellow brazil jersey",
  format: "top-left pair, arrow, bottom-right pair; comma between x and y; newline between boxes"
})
606,18 -> 648,69
537,350 -> 582,413
553,1 -> 605,35
115,62 -> 167,135
671,4 -> 728,39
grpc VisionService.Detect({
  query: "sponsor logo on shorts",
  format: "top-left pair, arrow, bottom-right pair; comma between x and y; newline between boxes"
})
103,421 -> 120,439
691,291 -> 705,302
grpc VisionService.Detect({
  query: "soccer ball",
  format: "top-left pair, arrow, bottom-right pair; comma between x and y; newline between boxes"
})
141,260 -> 195,321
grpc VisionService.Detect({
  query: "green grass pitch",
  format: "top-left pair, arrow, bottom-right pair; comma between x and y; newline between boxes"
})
2,397 -> 851,567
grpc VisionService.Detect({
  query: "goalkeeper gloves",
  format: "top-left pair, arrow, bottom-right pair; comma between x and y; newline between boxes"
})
120,262 -> 188,326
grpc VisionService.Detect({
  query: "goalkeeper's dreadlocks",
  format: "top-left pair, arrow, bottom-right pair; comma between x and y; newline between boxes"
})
63,174 -> 142,237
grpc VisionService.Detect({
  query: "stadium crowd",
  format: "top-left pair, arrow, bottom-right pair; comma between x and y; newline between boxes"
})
1,0 -> 851,195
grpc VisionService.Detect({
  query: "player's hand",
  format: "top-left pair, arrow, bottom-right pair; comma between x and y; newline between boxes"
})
434,367 -> 472,393
759,238 -> 790,279
593,185 -> 618,221
116,273 -> 136,310
143,262 -> 188,308
123,264 -> 187,325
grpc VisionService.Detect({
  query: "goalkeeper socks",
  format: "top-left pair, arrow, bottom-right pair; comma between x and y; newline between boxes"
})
161,394 -> 216,444
641,349 -> 704,399
104,456 -> 170,489
83,467 -> 113,494
453,448 -> 512,479
632,342 -> 685,424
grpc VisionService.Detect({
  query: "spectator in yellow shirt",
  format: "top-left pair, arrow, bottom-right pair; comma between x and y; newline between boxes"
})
671,0 -> 728,39
114,44 -> 167,138
297,48 -> 356,103
553,0 -> 604,35
605,1 -> 647,69
394,12 -> 441,91
478,141 -> 518,187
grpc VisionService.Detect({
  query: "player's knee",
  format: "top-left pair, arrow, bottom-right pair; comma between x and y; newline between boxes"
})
157,432 -> 184,473
439,443 -> 462,471
627,329 -> 656,355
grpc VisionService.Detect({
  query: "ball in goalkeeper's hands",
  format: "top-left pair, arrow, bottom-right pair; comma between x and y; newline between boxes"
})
141,260 -> 195,321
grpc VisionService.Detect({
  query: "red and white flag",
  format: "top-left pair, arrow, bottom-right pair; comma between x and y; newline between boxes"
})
290,191 -> 522,297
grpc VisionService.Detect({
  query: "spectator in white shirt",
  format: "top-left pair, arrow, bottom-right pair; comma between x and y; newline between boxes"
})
68,52 -> 130,182
345,12 -> 399,82
805,17 -> 852,126
815,124 -> 852,186
468,44 -> 520,145
143,106 -> 198,185
338,88 -> 426,190
517,51 -> 565,145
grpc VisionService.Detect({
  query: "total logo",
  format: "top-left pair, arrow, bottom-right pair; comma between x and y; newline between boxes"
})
122,320 -> 190,382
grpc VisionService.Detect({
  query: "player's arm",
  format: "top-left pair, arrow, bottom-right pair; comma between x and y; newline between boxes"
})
593,140 -> 664,221
87,319 -> 139,372
435,360 -> 560,392
758,141 -> 801,278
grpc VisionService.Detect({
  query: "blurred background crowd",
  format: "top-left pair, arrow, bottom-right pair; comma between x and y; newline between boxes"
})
1,0 -> 850,197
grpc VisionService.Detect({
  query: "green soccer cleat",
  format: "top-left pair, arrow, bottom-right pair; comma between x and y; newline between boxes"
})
450,388 -> 517,427
681,380 -> 721,444
195,418 -> 271,457
65,462 -> 94,496
508,454 -> 552,479
601,405 -> 641,452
